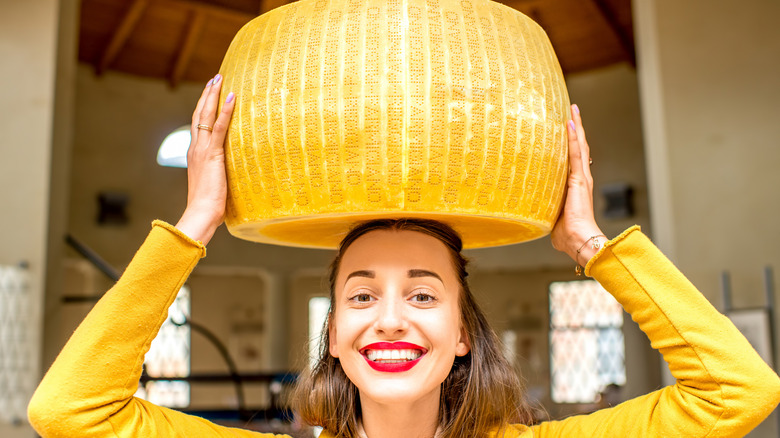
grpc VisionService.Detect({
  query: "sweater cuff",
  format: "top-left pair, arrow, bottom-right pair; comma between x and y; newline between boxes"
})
584,225 -> 641,277
151,220 -> 207,258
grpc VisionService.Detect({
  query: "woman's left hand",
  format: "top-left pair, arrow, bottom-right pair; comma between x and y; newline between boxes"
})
175,74 -> 236,245
550,104 -> 606,268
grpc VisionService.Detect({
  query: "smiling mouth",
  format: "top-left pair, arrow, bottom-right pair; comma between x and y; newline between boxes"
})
359,342 -> 427,372
365,349 -> 423,363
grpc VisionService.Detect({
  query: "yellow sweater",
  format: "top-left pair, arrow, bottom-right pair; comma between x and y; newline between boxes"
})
28,222 -> 780,437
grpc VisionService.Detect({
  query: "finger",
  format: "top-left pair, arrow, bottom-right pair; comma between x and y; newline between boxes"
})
209,92 -> 236,153
191,78 -> 214,139
188,79 -> 215,167
571,104 -> 588,146
571,104 -> 592,179
197,74 -> 223,136
567,119 -> 585,175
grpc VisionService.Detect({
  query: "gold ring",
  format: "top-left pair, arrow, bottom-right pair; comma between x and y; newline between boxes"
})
196,124 -> 213,132
589,158 -> 593,166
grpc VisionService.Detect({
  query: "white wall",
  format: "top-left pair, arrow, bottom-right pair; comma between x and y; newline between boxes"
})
636,0 -> 780,304
634,0 -> 780,435
0,0 -> 75,436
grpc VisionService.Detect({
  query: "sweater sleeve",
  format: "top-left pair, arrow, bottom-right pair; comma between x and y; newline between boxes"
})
530,226 -> 780,438
28,221 -> 281,438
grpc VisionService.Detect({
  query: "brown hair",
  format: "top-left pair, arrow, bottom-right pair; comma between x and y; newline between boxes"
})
292,219 -> 533,437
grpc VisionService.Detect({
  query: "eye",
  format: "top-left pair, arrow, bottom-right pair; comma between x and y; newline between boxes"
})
349,291 -> 375,303
410,290 -> 437,304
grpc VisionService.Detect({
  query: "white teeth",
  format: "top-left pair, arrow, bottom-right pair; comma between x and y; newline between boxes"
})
366,349 -> 422,362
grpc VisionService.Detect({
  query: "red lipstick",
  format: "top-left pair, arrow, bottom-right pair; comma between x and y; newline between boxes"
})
359,342 -> 427,373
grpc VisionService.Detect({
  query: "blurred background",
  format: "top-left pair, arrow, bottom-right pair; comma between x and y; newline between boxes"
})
1,0 -> 778,436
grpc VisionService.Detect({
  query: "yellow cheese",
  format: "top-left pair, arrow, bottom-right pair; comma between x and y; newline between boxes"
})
218,0 -> 570,248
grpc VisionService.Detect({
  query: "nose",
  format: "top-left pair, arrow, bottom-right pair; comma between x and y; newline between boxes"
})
373,296 -> 409,336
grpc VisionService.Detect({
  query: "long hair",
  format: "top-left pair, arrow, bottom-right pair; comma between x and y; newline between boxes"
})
292,219 -> 534,437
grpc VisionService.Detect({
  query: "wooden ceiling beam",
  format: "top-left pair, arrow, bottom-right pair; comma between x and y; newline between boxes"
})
260,0 -> 289,15
97,0 -> 150,75
169,9 -> 207,88
162,0 -> 255,22
588,0 -> 636,66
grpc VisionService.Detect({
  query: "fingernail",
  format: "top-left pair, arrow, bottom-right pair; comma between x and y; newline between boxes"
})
573,104 -> 580,115
568,120 -> 576,131
213,74 -> 222,84
226,92 -> 235,103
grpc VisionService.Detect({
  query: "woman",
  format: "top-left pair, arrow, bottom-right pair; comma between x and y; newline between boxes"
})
28,75 -> 780,437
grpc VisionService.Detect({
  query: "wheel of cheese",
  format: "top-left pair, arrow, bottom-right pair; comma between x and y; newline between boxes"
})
218,0 -> 570,248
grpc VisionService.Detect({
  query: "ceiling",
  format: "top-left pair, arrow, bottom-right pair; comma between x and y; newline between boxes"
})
78,0 -> 635,87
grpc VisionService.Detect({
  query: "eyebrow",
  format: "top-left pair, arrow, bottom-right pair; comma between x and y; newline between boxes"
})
345,270 -> 375,281
408,269 -> 443,282
344,269 -> 443,283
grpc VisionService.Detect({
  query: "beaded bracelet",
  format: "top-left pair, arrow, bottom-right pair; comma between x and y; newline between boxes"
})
575,235 -> 607,276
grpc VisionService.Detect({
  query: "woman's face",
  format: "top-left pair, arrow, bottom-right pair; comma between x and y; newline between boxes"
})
329,229 -> 470,406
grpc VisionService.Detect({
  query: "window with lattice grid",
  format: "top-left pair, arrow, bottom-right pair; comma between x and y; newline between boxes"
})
549,280 -> 625,403
135,286 -> 190,407
309,296 -> 330,369
0,265 -> 33,425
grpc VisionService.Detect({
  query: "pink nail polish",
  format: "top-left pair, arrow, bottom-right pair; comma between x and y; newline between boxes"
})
568,120 -> 576,131
214,74 -> 222,83
573,104 -> 580,115
226,92 -> 235,103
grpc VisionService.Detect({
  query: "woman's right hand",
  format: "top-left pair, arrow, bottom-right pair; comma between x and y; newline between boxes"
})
175,74 -> 236,245
550,104 -> 605,268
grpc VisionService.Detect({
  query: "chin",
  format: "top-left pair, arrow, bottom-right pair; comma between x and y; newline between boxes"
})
358,379 -> 441,405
